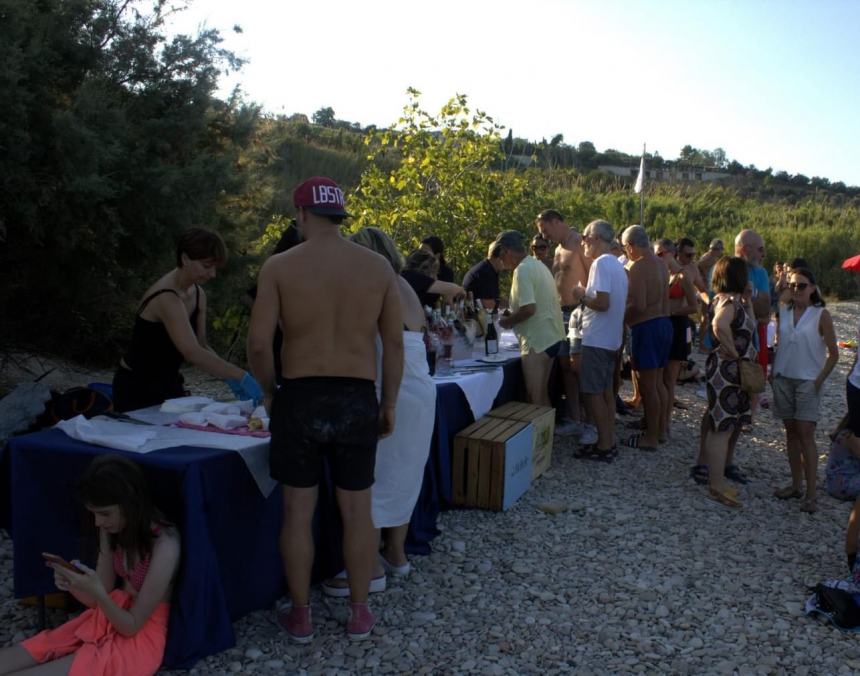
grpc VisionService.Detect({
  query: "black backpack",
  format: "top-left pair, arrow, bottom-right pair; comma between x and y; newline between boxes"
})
34,387 -> 114,428
812,583 -> 860,629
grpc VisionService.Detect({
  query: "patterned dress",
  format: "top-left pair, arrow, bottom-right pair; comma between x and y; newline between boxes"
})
705,294 -> 758,432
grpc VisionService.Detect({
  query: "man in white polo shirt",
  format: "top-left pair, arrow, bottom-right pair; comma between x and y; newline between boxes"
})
571,220 -> 628,461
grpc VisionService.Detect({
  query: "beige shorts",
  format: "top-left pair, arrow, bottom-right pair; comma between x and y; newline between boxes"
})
771,375 -> 820,422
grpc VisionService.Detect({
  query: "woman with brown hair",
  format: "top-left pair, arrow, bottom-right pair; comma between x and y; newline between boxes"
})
112,228 -> 261,411
701,256 -> 757,508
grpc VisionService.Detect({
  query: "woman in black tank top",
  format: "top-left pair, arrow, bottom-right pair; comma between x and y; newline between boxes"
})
112,228 -> 262,412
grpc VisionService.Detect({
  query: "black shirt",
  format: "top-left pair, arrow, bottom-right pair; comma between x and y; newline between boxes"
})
401,269 -> 439,308
462,259 -> 499,302
437,262 -> 454,283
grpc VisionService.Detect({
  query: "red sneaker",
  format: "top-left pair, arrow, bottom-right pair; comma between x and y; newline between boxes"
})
278,605 -> 313,644
347,602 -> 375,640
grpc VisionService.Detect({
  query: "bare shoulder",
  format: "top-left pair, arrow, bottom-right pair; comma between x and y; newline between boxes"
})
347,240 -> 389,263
713,294 -> 735,312
346,242 -> 396,278
153,526 -> 181,556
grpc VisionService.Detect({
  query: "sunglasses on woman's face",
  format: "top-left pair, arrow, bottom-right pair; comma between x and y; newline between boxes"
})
789,282 -> 809,291
532,245 -> 548,251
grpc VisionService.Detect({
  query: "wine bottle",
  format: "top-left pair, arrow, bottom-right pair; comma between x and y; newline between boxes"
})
485,312 -> 499,356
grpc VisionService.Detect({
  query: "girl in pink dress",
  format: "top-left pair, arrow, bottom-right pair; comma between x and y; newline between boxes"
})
0,455 -> 180,676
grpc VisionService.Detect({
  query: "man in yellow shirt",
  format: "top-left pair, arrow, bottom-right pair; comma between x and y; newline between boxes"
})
496,231 -> 565,406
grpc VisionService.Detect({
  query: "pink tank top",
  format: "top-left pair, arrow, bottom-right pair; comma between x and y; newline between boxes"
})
112,524 -> 162,592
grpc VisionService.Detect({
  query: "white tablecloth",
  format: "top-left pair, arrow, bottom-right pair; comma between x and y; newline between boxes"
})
431,329 -> 518,419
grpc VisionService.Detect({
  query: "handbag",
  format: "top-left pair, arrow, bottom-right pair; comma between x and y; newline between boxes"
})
812,583 -> 860,629
731,296 -> 765,395
739,358 -> 765,394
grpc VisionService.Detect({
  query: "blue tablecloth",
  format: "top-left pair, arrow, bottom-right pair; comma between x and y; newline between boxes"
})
3,359 -> 523,668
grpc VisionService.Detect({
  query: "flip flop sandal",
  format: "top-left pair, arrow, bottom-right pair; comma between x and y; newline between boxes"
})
573,445 -> 616,463
707,487 -> 742,508
623,433 -> 658,452
672,400 -> 689,410
773,486 -> 803,500
800,498 -> 817,514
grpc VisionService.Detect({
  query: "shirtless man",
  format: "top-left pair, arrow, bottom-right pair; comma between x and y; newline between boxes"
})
536,209 -> 592,436
697,238 -> 724,283
248,176 -> 403,643
621,225 -> 671,450
674,236 -> 708,372
676,237 -> 708,301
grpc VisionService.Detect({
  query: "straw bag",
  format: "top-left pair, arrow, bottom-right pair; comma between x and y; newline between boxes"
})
739,359 -> 765,394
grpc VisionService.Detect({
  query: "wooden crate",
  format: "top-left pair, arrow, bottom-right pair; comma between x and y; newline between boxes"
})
486,401 -> 555,479
452,416 -> 533,511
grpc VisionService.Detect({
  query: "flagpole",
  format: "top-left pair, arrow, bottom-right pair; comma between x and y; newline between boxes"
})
639,143 -> 645,226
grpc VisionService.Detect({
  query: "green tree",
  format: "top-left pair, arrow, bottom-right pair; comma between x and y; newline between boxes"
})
349,89 -> 532,275
0,0 -> 257,359
312,106 -> 336,127
577,141 -> 598,170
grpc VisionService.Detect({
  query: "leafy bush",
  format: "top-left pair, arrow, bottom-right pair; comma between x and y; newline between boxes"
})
0,0 -> 257,361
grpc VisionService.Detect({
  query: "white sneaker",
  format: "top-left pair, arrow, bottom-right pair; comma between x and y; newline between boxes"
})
379,554 -> 411,577
321,570 -> 387,598
579,424 -> 598,445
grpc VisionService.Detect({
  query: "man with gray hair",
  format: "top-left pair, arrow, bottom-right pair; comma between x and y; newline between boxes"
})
570,220 -> 628,460
495,230 -> 565,407
621,224 -> 671,451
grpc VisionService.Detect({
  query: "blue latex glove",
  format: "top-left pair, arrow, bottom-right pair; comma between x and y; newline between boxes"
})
225,372 -> 263,406
225,377 -> 244,399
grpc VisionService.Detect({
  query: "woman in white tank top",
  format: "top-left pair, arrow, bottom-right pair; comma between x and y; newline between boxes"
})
771,268 -> 839,513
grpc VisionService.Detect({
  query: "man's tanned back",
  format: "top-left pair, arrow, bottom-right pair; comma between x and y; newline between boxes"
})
271,239 -> 397,382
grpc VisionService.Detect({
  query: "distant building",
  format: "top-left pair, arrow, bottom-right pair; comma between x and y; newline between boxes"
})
598,165 -> 730,184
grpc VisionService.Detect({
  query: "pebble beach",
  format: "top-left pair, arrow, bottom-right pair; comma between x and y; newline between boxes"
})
2,301 -> 859,675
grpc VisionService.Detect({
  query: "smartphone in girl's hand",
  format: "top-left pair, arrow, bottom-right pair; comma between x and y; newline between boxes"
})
42,552 -> 81,573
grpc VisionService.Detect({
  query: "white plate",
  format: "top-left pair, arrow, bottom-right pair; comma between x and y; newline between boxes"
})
477,354 -> 508,364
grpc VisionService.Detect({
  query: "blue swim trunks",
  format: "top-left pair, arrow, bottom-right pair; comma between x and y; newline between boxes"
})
630,316 -> 672,370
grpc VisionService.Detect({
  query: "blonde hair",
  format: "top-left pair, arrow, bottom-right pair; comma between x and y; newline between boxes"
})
349,227 -> 405,273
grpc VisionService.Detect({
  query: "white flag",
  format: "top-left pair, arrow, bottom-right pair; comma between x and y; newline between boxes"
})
633,150 -> 645,194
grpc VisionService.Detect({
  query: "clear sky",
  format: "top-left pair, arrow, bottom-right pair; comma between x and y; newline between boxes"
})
165,0 -> 860,186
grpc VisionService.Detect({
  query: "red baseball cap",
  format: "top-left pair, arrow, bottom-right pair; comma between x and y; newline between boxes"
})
293,176 -> 351,217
